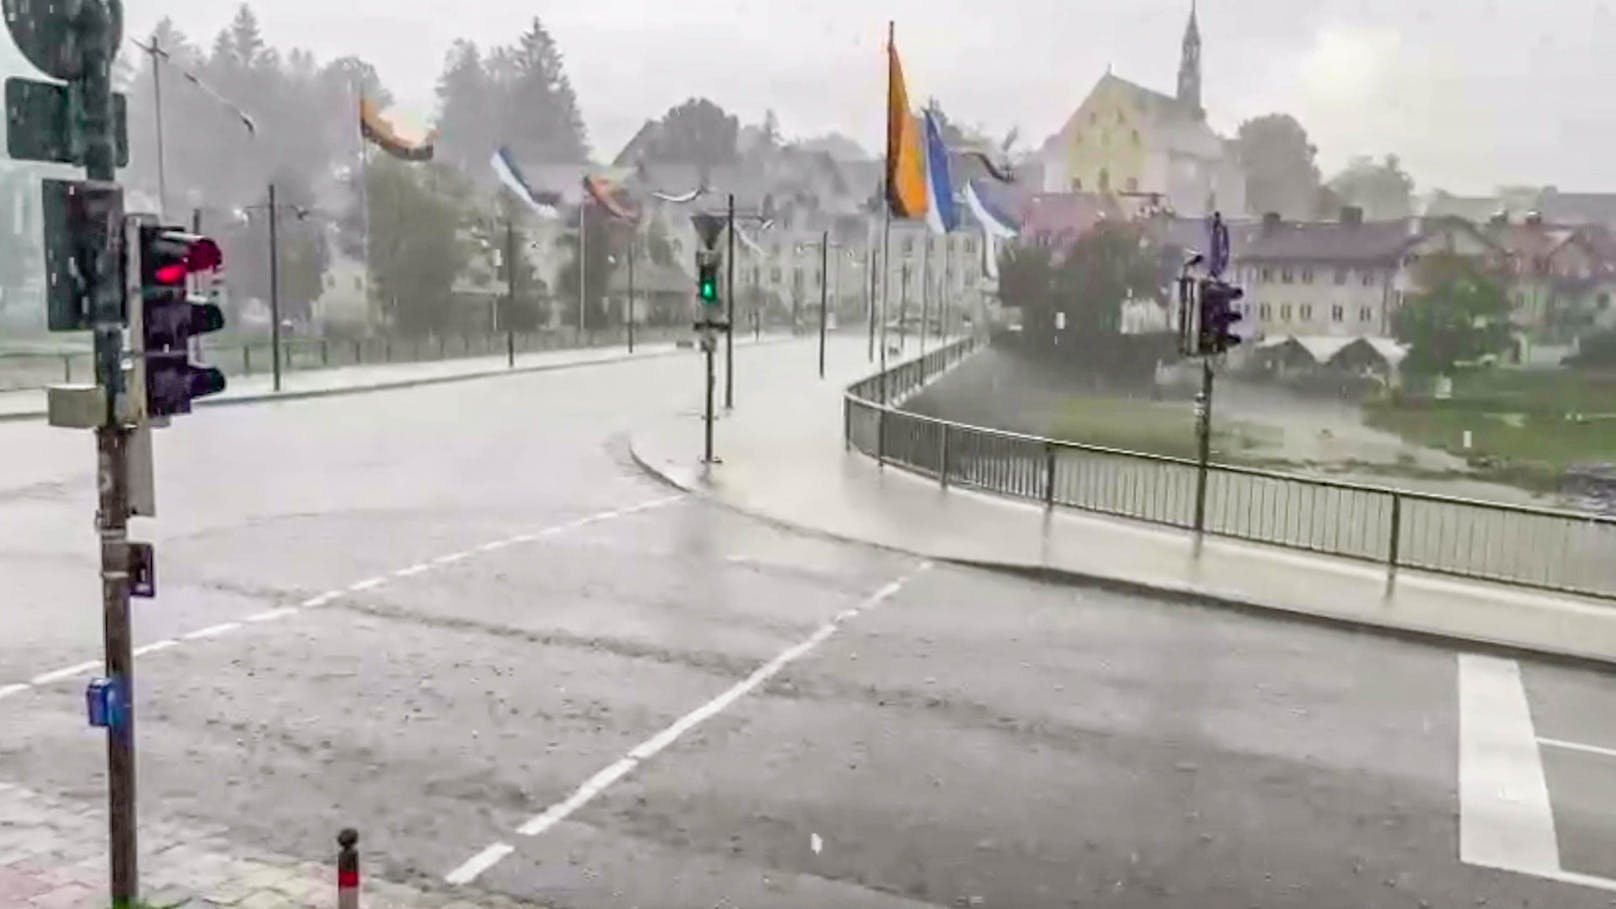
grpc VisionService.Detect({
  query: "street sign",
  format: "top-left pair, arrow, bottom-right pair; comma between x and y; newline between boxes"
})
6,77 -> 129,165
2,0 -> 123,80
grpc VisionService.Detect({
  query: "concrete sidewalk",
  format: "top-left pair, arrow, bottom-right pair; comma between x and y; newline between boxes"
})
631,340 -> 1616,666
0,781 -> 520,908
0,336 -> 784,423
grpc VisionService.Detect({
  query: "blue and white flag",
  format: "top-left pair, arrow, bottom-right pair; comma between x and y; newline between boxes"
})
491,146 -> 562,220
964,179 -> 1018,240
922,110 -> 958,235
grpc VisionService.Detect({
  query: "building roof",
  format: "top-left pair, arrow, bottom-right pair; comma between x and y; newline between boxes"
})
1237,218 -> 1417,264
1536,191 -> 1616,226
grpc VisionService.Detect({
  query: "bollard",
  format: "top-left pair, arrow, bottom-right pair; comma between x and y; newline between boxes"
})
337,828 -> 359,909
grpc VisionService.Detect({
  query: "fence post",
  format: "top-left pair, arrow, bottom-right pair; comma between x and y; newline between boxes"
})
62,354 -> 71,382
337,828 -> 359,909
507,330 -> 516,368
939,425 -> 950,489
1044,442 -> 1056,509
242,345 -> 251,375
321,340 -> 330,367
876,408 -> 887,468
385,338 -> 392,362
353,339 -> 362,364
1387,492 -> 1403,574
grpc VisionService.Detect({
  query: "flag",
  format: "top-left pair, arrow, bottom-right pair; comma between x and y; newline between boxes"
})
922,110 -> 957,234
360,96 -> 436,162
491,147 -> 562,219
964,179 -> 1019,240
885,24 -> 927,219
582,175 -> 640,222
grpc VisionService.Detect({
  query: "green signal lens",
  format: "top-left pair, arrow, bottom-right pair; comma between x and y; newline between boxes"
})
699,278 -> 717,302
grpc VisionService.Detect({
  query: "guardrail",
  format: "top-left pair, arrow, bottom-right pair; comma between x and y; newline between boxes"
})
845,337 -> 1616,601
0,327 -> 689,392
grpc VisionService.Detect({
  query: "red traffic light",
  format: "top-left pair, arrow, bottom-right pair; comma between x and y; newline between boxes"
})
142,228 -> 222,286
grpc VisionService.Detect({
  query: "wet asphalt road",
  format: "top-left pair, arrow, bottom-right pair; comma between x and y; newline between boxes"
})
4,336 -> 1616,908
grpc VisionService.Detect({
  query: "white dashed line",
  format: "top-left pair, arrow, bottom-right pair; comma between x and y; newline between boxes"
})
444,843 -> 516,886
0,495 -> 688,705
183,622 -> 242,641
1540,737 -> 1616,761
446,561 -> 931,884
29,662 -> 100,686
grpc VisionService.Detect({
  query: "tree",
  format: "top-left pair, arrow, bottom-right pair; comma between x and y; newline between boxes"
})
1050,222 -> 1161,338
501,18 -> 588,163
357,159 -> 468,336
996,242 -> 1056,314
1235,114 -> 1320,219
434,41 -> 496,175
1393,253 -> 1514,376
1328,154 -> 1415,220
645,98 -> 739,169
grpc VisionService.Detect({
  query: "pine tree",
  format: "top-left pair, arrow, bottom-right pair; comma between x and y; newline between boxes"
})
501,18 -> 588,163
434,40 -> 494,176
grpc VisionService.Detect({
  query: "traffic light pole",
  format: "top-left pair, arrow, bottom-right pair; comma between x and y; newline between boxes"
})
268,182 -> 282,393
724,194 -> 735,410
818,230 -> 828,379
80,4 -> 140,906
1192,358 -> 1214,541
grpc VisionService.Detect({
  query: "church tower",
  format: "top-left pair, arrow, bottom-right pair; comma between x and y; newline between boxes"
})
1177,1 -> 1203,117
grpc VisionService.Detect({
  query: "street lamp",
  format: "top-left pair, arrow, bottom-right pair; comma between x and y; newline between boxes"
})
796,231 -> 854,379
237,188 -> 333,392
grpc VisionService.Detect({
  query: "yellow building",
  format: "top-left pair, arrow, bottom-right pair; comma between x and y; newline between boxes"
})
1036,5 -> 1245,218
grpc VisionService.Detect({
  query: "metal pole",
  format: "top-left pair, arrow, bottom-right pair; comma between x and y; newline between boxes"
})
880,189 -> 891,403
577,202 -> 587,344
867,244 -> 877,362
627,241 -> 636,354
149,40 -> 167,218
505,215 -> 517,366
80,6 -> 137,905
724,193 -> 736,409
1193,358 -> 1213,537
819,230 -> 828,379
704,337 -> 716,463
268,183 -> 282,393
920,234 -> 930,359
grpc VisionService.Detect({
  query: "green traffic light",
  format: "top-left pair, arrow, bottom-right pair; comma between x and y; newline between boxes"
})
699,278 -> 717,302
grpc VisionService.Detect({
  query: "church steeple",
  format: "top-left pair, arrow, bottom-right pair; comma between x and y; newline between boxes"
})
1177,1 -> 1203,117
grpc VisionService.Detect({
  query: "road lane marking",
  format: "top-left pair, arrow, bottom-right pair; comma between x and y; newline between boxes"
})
29,662 -> 100,686
1540,737 -> 1616,761
0,495 -> 688,701
1458,654 -> 1560,875
445,843 -> 515,886
446,561 -> 932,885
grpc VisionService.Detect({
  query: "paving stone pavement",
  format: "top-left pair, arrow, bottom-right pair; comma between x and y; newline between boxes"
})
0,782 -> 521,908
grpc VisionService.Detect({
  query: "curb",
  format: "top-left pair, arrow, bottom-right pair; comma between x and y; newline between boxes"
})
0,337 -> 798,424
627,432 -> 1616,672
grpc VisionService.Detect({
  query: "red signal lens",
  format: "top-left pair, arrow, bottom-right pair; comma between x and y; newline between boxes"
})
154,263 -> 187,284
185,238 -> 223,272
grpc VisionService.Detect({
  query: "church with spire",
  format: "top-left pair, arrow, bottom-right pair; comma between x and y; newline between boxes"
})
1033,3 -> 1244,218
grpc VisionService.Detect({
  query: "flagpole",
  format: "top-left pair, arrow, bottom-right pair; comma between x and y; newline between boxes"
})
920,230 -> 930,359
356,86 -> 373,328
880,21 -> 894,405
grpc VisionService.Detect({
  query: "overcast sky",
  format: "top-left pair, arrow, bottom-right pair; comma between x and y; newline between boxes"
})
28,0 -> 1616,195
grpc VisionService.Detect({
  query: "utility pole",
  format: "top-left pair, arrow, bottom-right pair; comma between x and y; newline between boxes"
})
578,201 -> 588,344
724,193 -> 736,409
626,241 -> 636,354
819,229 -> 829,379
138,37 -> 167,216
267,182 -> 281,393
505,215 -> 517,366
867,245 -> 877,362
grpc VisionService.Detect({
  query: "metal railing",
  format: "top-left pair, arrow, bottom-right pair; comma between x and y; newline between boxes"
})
845,337 -> 1616,601
0,327 -> 690,392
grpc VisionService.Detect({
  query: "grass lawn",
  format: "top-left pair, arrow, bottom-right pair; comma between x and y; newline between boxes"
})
1364,368 -> 1616,489
1047,392 -> 1276,461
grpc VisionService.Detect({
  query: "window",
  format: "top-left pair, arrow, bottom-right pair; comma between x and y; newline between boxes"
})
1300,304 -> 1313,321
1331,305 -> 1343,322
813,270 -> 822,287
1359,306 -> 1373,322
353,276 -> 362,291
903,237 -> 914,254
793,268 -> 804,287
964,237 -> 977,254
770,267 -> 782,283
1362,270 -> 1375,287
1125,177 -> 1139,193
1335,269 -> 1349,285
1302,268 -> 1314,284
1281,268 -> 1294,284
1280,304 -> 1293,321
1260,267 -> 1273,283
1259,303 -> 1271,320
1071,178 -> 1083,191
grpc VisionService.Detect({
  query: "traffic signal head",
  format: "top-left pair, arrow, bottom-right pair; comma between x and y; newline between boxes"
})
133,224 -> 227,418
1197,279 -> 1245,355
696,249 -> 721,309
